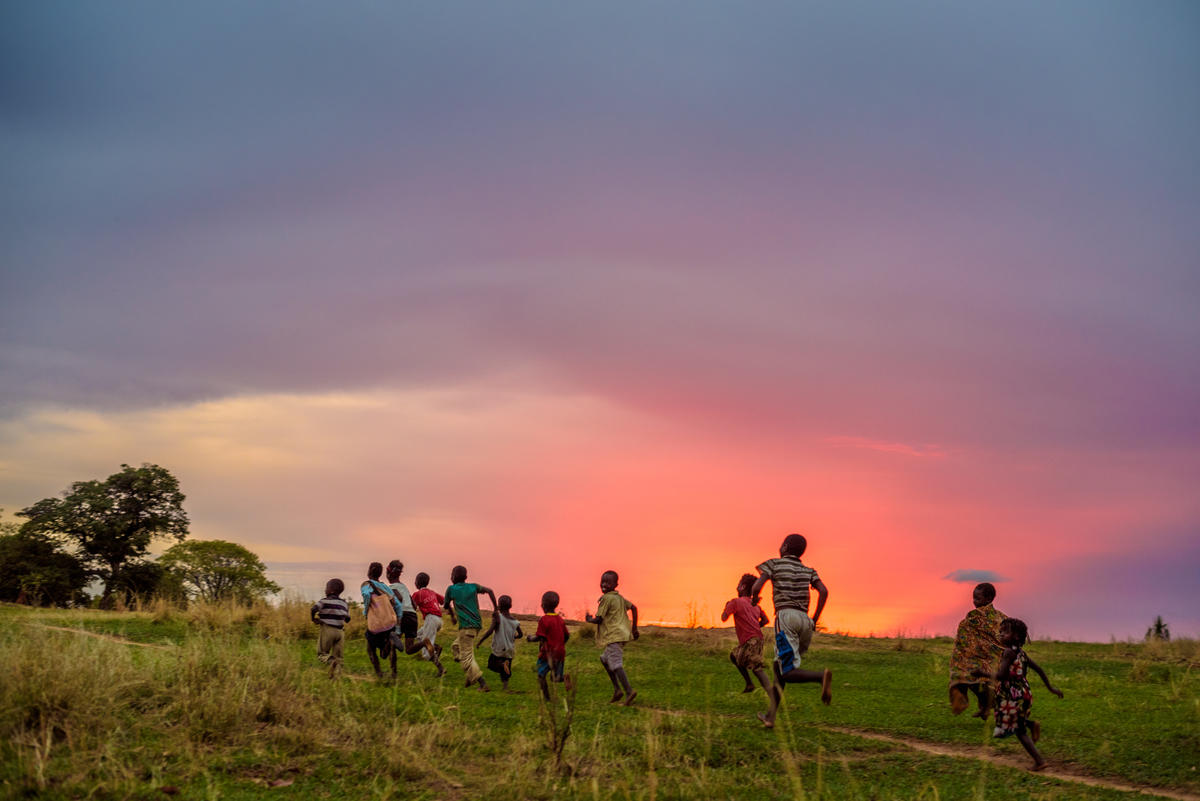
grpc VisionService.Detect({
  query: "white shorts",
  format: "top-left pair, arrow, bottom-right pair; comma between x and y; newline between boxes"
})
418,614 -> 443,659
774,607 -> 814,671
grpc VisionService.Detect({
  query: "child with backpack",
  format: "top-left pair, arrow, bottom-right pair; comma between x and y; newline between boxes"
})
361,562 -> 404,679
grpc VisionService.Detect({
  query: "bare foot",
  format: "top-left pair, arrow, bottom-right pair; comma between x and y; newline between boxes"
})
623,690 -> 638,706
610,689 -> 625,703
435,663 -> 445,677
820,669 -> 833,705
1030,761 -> 1047,772
972,709 -> 989,719
478,681 -> 490,693
757,712 -> 775,729
742,684 -> 755,694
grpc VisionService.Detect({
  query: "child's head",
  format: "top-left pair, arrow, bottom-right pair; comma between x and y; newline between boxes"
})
1000,617 -> 1029,647
737,573 -> 757,597
387,560 -> 403,581
780,533 -> 807,558
498,594 -> 513,612
541,591 -> 560,613
325,578 -> 345,597
367,561 -> 383,580
450,565 -> 467,584
972,582 -> 997,608
600,570 -> 619,592
415,571 -> 430,589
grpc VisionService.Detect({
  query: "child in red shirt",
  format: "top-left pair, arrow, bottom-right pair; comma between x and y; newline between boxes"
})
526,590 -> 570,700
722,573 -> 780,724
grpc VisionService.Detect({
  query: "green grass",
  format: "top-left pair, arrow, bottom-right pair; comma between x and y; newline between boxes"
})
1,602 -> 1196,800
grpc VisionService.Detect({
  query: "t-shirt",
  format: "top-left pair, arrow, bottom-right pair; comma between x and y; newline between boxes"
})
444,582 -> 482,629
722,596 -> 768,645
411,588 -> 444,618
755,556 -> 820,614
389,581 -> 415,615
595,591 -> 634,647
535,613 -> 568,662
311,596 -> 351,629
491,613 -> 521,659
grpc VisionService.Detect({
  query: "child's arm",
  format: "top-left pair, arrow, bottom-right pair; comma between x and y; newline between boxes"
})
477,584 -> 498,612
630,602 -> 639,640
585,610 -> 601,624
758,607 -> 769,628
515,623 -> 523,639
750,572 -> 769,606
310,602 -> 320,624
361,583 -> 373,617
978,646 -> 1018,681
810,578 -> 829,626
443,587 -> 458,626
477,615 -> 498,649
526,633 -> 544,643
1025,655 -> 1064,697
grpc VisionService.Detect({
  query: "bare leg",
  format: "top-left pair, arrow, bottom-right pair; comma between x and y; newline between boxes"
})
731,652 -> 753,692
368,646 -> 383,678
538,675 -> 550,700
1015,730 -> 1046,770
603,663 -> 624,702
615,668 -> 636,705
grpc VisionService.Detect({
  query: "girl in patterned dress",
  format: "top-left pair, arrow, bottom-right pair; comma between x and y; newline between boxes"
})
976,617 -> 1064,771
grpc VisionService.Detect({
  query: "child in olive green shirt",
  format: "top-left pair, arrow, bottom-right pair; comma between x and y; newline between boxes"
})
585,570 -> 639,706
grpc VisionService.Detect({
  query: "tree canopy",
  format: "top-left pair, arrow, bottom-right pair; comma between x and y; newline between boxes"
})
18,463 -> 189,605
159,539 -> 280,604
0,515 -> 89,606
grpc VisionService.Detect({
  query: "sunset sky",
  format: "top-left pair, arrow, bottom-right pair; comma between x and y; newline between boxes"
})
2,2 -> 1197,640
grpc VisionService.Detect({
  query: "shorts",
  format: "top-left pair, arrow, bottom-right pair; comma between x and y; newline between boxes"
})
418,614 -> 443,658
731,636 -> 765,671
317,624 -> 344,667
366,628 -> 392,655
600,642 -> 625,671
398,611 -> 419,638
487,653 -> 513,677
536,656 -> 565,681
774,608 -> 814,673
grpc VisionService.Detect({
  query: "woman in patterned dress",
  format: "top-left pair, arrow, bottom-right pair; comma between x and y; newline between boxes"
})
948,582 -> 1006,717
976,617 -> 1064,771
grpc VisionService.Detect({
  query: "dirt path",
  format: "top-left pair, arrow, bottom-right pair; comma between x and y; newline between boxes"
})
825,726 -> 1199,801
30,623 -> 176,650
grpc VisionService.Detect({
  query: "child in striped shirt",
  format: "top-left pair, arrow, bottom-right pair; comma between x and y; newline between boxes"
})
311,578 -> 351,678
751,533 -> 833,728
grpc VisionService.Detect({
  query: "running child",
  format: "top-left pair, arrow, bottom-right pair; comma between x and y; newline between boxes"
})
444,565 -> 498,692
310,578 -> 351,678
527,590 -> 569,700
410,571 -> 446,676
584,570 -> 639,706
751,533 -> 832,727
477,594 -> 523,690
386,560 -> 421,660
721,573 -> 779,719
948,582 -> 1006,718
361,562 -> 404,679
974,617 -> 1064,771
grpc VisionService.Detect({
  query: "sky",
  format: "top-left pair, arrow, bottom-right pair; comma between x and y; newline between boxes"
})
2,2 -> 1198,640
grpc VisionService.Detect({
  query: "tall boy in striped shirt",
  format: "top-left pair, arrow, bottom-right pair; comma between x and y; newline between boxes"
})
751,533 -> 833,727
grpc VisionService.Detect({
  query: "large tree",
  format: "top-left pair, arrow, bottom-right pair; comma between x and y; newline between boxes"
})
18,464 -> 189,606
159,539 -> 280,604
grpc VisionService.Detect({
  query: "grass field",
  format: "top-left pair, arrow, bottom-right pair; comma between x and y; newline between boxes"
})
1,601 -> 1196,800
